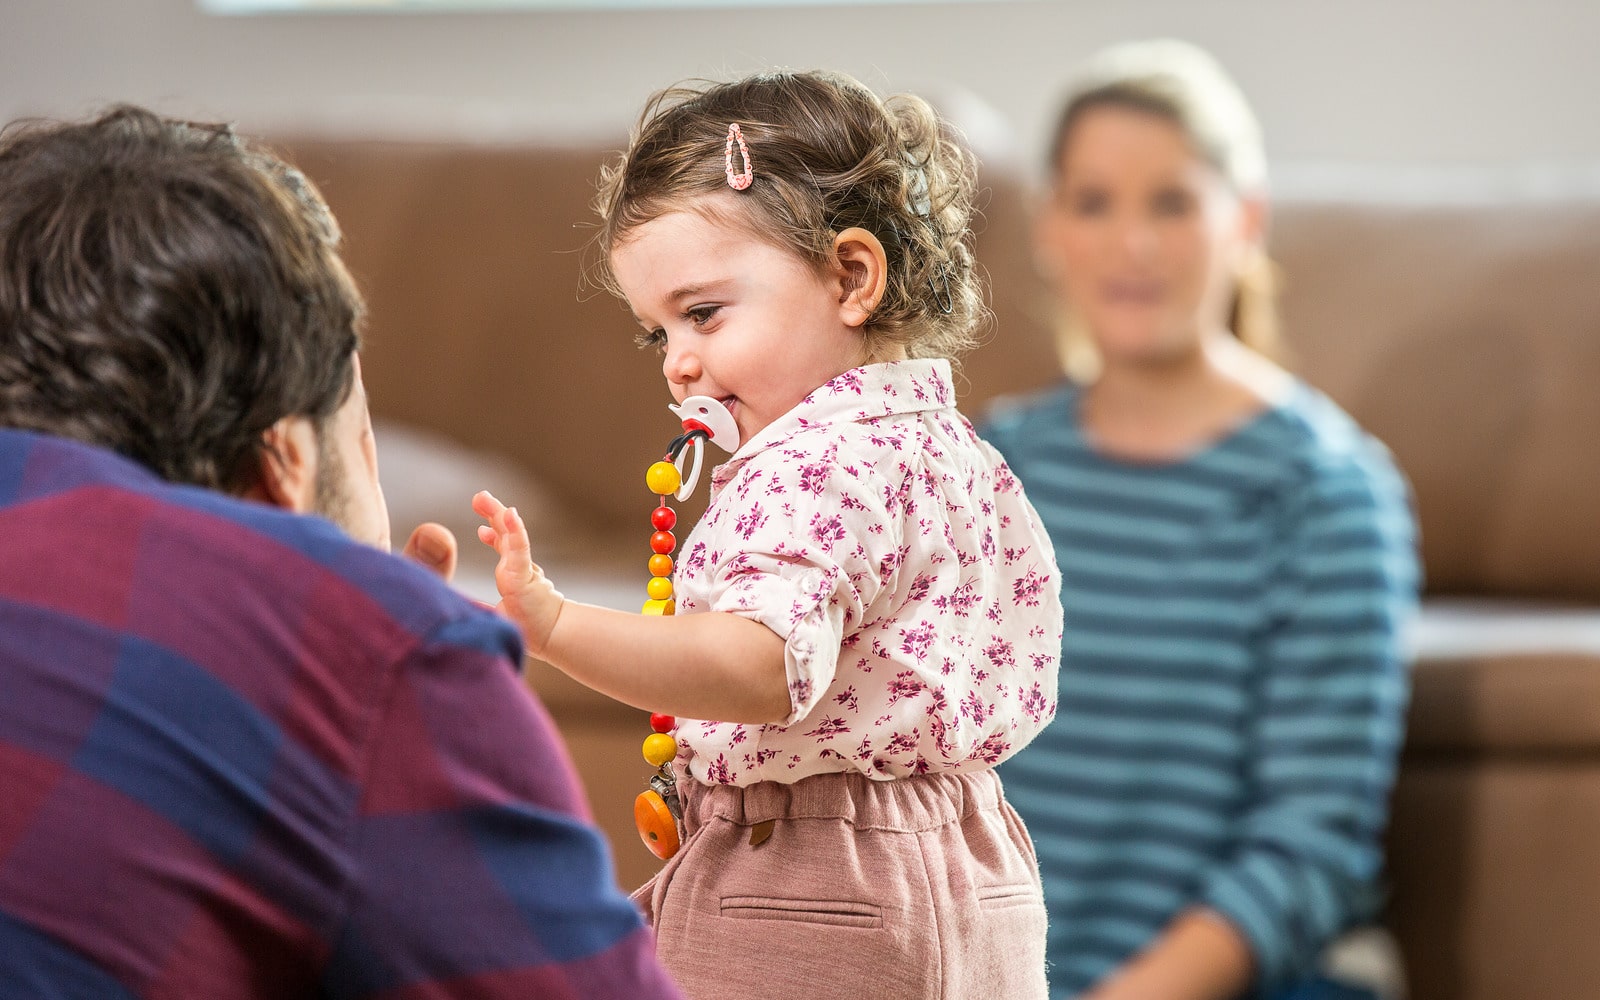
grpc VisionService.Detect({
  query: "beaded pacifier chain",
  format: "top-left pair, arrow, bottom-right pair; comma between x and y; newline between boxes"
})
632,396 -> 738,860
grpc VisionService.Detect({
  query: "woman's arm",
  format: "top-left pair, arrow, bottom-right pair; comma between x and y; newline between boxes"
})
1097,448 -> 1415,999
1198,454 -> 1415,988
1194,452 -> 1417,992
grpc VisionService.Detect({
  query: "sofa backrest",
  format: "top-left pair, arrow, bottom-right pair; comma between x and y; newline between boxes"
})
1272,195 -> 1600,602
280,135 -> 1062,534
280,136 -> 1600,602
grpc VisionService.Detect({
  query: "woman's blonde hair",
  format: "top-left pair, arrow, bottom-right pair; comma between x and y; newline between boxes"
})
594,70 -> 986,362
1046,39 -> 1282,381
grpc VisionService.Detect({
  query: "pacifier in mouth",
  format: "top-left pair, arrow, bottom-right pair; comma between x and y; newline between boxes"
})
664,395 -> 738,500
668,396 -> 738,452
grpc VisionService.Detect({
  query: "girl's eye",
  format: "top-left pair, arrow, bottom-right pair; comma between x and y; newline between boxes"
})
635,327 -> 667,351
686,305 -> 721,327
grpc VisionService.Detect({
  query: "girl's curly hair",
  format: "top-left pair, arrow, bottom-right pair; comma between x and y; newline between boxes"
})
594,70 -> 985,362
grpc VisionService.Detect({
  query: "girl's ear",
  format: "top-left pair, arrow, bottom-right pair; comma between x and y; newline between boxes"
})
831,227 -> 889,329
246,415 -> 319,512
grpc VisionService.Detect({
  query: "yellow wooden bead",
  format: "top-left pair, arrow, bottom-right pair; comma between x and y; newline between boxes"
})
648,553 -> 674,577
643,733 -> 678,767
646,576 -> 674,601
646,461 -> 681,497
641,598 -> 675,616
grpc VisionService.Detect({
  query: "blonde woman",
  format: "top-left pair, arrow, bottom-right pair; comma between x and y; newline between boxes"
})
984,40 -> 1419,1000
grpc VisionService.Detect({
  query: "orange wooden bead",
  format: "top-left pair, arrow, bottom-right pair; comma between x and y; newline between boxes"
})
648,553 -> 673,577
635,789 -> 680,860
650,530 -> 675,554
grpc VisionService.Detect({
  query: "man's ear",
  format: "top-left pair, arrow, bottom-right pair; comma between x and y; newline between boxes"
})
832,227 -> 889,329
251,415 -> 318,513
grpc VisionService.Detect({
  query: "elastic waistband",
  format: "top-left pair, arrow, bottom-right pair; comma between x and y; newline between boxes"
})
678,768 -> 1005,834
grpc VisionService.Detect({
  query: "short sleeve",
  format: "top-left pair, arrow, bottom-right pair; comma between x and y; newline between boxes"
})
693,457 -> 898,726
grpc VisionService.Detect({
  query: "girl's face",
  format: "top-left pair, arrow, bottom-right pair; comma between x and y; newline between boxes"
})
612,196 -> 871,446
1036,104 -> 1262,371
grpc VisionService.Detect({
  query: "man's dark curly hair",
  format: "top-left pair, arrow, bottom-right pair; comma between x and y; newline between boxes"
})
0,104 -> 362,491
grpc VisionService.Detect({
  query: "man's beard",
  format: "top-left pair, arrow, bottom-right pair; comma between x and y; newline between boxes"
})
312,434 -> 350,531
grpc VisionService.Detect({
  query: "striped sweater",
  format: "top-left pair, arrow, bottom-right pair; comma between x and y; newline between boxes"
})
982,381 -> 1418,998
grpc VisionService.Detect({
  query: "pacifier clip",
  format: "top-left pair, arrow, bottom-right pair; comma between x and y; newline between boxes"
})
632,396 -> 738,860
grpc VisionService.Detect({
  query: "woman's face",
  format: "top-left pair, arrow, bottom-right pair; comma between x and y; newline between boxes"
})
1037,104 -> 1262,371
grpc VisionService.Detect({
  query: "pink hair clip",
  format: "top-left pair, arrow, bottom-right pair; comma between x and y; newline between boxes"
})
724,123 -> 753,191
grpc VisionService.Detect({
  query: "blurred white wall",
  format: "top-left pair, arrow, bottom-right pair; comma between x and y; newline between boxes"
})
2,0 -> 1595,180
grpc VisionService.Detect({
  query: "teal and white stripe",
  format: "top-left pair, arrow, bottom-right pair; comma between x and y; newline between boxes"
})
983,381 -> 1417,997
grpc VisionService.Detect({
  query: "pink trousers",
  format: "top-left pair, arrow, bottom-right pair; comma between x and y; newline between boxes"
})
633,768 -> 1048,1000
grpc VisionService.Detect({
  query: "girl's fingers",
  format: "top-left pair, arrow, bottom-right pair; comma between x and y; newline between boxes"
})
502,507 -> 532,558
472,490 -> 507,521
476,496 -> 539,587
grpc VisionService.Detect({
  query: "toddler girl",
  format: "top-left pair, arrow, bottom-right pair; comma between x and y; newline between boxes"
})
475,70 -> 1062,1000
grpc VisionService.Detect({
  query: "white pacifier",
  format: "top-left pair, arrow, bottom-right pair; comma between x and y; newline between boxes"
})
665,395 -> 739,500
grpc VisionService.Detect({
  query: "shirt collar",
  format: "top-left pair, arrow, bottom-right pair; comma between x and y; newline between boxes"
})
709,358 -> 955,492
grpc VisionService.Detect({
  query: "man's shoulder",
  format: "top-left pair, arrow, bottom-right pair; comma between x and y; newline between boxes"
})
4,429 -> 506,665
177,483 -> 506,659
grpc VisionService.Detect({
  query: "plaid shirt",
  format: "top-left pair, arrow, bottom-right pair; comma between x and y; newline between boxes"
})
0,430 -> 681,1000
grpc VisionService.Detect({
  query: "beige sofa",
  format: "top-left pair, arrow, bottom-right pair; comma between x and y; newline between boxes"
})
279,135 -> 1600,1000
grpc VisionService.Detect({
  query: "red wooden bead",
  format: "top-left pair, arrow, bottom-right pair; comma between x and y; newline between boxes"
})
650,713 -> 675,733
651,505 -> 677,531
650,530 -> 676,554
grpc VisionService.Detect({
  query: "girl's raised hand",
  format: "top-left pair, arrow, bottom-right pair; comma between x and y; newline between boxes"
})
472,489 -> 564,656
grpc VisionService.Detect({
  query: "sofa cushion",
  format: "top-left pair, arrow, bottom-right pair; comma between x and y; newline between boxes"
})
1407,598 -> 1600,753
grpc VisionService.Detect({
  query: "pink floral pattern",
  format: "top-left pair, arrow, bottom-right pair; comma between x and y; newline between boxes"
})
674,360 -> 1062,786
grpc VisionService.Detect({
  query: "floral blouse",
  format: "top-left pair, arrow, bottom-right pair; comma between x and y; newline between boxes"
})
672,359 -> 1062,786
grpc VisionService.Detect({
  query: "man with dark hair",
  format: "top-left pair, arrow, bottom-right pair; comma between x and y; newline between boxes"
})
0,106 -> 681,999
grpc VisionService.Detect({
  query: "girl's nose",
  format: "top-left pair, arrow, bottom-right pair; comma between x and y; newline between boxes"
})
662,338 -> 700,385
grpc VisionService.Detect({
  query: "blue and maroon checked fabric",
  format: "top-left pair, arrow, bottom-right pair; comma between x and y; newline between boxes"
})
0,429 -> 682,1000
